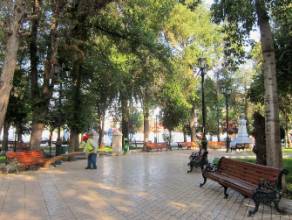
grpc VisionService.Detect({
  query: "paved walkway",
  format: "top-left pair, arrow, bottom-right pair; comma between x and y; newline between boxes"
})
0,150 -> 291,220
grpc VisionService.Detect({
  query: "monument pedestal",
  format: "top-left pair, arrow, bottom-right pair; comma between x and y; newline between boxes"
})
112,130 -> 123,155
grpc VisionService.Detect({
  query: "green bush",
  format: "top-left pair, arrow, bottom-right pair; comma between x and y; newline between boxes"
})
212,157 -> 220,167
0,155 -> 7,163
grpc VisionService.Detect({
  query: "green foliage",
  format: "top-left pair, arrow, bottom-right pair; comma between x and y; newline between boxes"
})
165,3 -> 223,68
211,0 -> 256,35
160,75 -> 193,131
4,0 -> 283,146
5,68 -> 30,132
159,2 -> 222,133
129,107 -> 143,136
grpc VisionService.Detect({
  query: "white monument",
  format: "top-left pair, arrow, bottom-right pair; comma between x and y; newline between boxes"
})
230,115 -> 251,148
112,129 -> 123,154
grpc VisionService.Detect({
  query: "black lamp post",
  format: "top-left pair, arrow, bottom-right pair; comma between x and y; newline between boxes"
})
222,87 -> 232,152
198,57 -> 208,151
155,114 -> 158,144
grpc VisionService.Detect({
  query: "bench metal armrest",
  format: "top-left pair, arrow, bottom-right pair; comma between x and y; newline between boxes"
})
276,169 -> 289,191
202,162 -> 217,173
256,179 -> 278,193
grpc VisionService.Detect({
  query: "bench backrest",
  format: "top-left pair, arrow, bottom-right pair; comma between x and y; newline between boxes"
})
217,157 -> 282,187
6,151 -> 17,159
6,150 -> 44,164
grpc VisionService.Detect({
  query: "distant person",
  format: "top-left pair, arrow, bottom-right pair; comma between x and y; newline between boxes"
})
80,133 -> 97,169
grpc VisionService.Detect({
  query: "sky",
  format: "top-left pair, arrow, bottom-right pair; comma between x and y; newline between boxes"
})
204,0 -> 214,8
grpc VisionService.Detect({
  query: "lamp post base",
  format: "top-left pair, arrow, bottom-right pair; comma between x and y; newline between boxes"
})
226,136 -> 231,152
201,138 -> 208,151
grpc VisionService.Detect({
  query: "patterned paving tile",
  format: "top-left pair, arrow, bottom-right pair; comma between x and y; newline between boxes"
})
0,150 -> 290,220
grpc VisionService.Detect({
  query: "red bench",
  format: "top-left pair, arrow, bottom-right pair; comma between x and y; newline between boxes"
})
145,142 -> 168,151
207,141 -> 225,149
177,142 -> 198,149
6,150 -> 46,168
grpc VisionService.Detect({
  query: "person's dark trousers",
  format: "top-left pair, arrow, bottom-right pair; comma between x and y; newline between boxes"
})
87,153 -> 97,169
86,154 -> 91,169
90,153 -> 97,169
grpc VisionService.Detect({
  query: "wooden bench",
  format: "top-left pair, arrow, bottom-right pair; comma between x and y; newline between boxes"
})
230,143 -> 250,151
208,141 -> 225,149
145,142 -> 168,151
200,157 -> 288,216
177,142 -> 198,149
6,150 -> 46,169
129,140 -> 144,149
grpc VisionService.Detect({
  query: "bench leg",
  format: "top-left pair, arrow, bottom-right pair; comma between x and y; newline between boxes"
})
187,162 -> 193,173
248,199 -> 260,216
223,186 -> 229,199
199,174 -> 207,187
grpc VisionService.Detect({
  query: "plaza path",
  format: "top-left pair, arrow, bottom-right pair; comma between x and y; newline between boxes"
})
0,150 -> 291,220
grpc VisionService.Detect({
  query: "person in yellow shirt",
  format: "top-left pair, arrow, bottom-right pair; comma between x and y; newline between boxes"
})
81,133 -> 97,169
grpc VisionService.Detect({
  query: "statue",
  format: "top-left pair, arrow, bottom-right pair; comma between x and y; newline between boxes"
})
230,115 -> 251,150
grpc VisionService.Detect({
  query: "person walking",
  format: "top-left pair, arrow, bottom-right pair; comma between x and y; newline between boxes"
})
81,133 -> 97,169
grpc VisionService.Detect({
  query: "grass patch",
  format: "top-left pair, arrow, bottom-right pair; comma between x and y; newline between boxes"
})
283,148 -> 292,153
99,146 -> 112,153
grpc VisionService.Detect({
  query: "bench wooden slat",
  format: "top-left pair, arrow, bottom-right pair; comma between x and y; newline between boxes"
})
218,158 -> 280,185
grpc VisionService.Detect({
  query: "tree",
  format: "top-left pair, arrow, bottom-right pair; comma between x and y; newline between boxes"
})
0,0 -> 27,131
128,106 -> 143,140
5,67 -> 30,143
212,0 -> 283,168
160,74 -> 193,142
253,112 -> 266,165
28,0 -> 116,149
162,2 -> 223,142
29,0 -> 63,149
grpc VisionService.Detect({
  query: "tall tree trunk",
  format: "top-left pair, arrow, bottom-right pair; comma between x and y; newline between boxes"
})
256,0 -> 282,168
284,113 -> 292,148
48,128 -> 53,147
189,108 -> 197,142
215,72 -> 220,142
169,130 -> 172,145
30,122 -> 45,148
30,0 -> 42,149
2,121 -> 10,151
183,130 -> 187,142
253,112 -> 266,165
69,130 -> 79,152
216,97 -> 221,142
30,0 -> 41,101
16,124 -> 23,142
143,99 -> 150,151
69,62 -> 82,151
98,114 -> 105,146
0,0 -> 26,131
244,85 -> 249,134
121,96 -> 129,147
30,2 -> 60,149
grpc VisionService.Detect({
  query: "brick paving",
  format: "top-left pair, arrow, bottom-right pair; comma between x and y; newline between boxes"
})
0,150 -> 291,220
